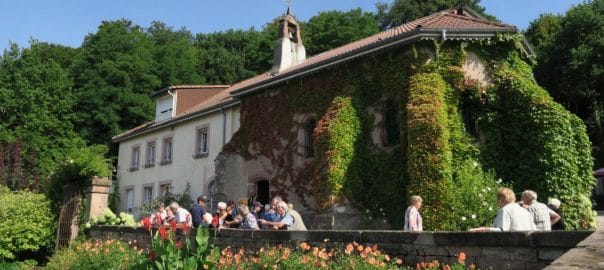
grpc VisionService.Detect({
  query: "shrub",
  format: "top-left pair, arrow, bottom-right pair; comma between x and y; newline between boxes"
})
46,144 -> 112,210
88,208 -> 137,228
447,159 -> 502,230
45,239 -> 143,270
0,186 -> 55,262
207,241 -> 474,269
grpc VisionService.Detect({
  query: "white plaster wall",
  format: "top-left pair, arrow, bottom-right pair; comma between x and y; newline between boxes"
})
462,52 -> 492,88
116,105 -> 239,216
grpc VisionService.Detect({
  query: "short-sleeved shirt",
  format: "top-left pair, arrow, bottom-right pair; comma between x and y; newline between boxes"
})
492,203 -> 535,231
191,204 -> 206,227
242,213 -> 259,229
277,212 -> 294,229
175,208 -> 192,226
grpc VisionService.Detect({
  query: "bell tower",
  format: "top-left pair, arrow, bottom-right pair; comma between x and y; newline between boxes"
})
271,7 -> 306,73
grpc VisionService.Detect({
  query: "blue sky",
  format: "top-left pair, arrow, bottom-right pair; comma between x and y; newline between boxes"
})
0,0 -> 584,52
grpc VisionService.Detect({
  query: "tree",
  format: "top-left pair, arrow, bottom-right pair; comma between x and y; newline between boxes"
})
524,13 -> 562,53
527,0 -> 604,167
0,42 -> 82,181
195,28 -> 273,84
148,21 -> 203,87
376,0 -> 494,29
303,8 -> 380,56
71,20 -> 160,150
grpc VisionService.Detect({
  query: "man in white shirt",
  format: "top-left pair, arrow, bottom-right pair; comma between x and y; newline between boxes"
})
170,201 -> 193,227
470,188 -> 535,232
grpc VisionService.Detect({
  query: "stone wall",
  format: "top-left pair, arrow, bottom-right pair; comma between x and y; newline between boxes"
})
88,226 -> 592,270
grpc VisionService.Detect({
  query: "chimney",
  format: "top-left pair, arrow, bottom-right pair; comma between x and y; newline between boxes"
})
271,8 -> 306,73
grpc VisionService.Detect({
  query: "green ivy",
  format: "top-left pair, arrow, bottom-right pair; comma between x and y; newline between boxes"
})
478,51 -> 596,229
406,72 -> 453,231
222,39 -> 595,230
314,96 -> 362,208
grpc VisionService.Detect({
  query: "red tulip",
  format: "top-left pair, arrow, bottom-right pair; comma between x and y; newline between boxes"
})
159,226 -> 169,240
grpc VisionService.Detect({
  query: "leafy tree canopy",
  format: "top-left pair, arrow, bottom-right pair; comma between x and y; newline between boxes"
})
526,0 -> 604,166
376,0 -> 494,29
303,8 -> 380,56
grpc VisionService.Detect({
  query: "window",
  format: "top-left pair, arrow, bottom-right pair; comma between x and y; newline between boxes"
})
160,183 -> 172,196
145,141 -> 156,168
143,186 -> 153,203
161,137 -> 173,165
383,101 -> 400,146
129,146 -> 140,171
125,188 -> 134,213
304,118 -> 316,158
194,126 -> 209,158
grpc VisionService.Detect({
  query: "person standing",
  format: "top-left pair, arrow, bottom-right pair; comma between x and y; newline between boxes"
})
404,195 -> 423,231
191,195 -> 208,227
521,190 -> 560,231
170,201 -> 192,227
469,188 -> 535,232
238,205 -> 259,230
548,198 -> 565,230
258,201 -> 294,230
287,203 -> 307,231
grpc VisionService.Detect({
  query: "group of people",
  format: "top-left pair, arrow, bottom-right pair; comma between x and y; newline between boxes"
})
148,201 -> 193,227
404,188 -> 565,232
147,195 -> 308,231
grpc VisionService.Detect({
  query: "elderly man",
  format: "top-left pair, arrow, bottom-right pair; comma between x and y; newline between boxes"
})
521,190 -> 560,231
258,201 -> 294,230
170,201 -> 192,227
469,187 -> 535,232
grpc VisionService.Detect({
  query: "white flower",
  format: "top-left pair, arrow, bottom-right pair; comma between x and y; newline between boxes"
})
473,161 -> 478,167
496,178 -> 503,184
471,214 -> 476,219
488,207 -> 493,211
487,187 -> 492,191
482,201 -> 488,206
461,216 -> 467,221
478,193 -> 483,197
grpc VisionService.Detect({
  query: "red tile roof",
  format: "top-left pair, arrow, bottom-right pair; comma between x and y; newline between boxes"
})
229,7 -> 517,97
113,85 -> 235,142
113,7 -> 524,142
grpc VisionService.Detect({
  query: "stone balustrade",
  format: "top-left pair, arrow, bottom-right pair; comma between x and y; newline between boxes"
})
88,226 -> 592,270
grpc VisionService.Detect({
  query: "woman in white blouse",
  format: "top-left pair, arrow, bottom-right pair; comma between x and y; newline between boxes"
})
404,195 -> 423,231
469,187 -> 535,232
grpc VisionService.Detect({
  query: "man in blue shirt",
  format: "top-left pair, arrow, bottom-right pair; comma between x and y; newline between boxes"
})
191,195 -> 208,227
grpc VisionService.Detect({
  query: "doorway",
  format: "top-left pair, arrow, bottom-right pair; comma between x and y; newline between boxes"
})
255,180 -> 270,205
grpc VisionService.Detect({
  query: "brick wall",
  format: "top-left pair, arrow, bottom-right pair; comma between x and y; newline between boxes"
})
88,226 -> 592,270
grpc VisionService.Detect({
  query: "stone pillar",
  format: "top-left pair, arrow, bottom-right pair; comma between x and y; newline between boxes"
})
86,176 -> 112,219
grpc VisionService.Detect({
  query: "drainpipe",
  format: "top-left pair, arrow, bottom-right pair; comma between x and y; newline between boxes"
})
167,88 -> 176,118
220,106 -> 227,145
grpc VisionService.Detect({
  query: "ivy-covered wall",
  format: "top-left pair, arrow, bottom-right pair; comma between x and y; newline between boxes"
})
221,37 -> 596,230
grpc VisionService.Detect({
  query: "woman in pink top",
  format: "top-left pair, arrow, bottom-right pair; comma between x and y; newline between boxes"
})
404,195 -> 423,231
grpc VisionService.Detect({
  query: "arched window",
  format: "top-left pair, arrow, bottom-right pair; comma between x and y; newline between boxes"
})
383,101 -> 400,146
304,118 -> 316,158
